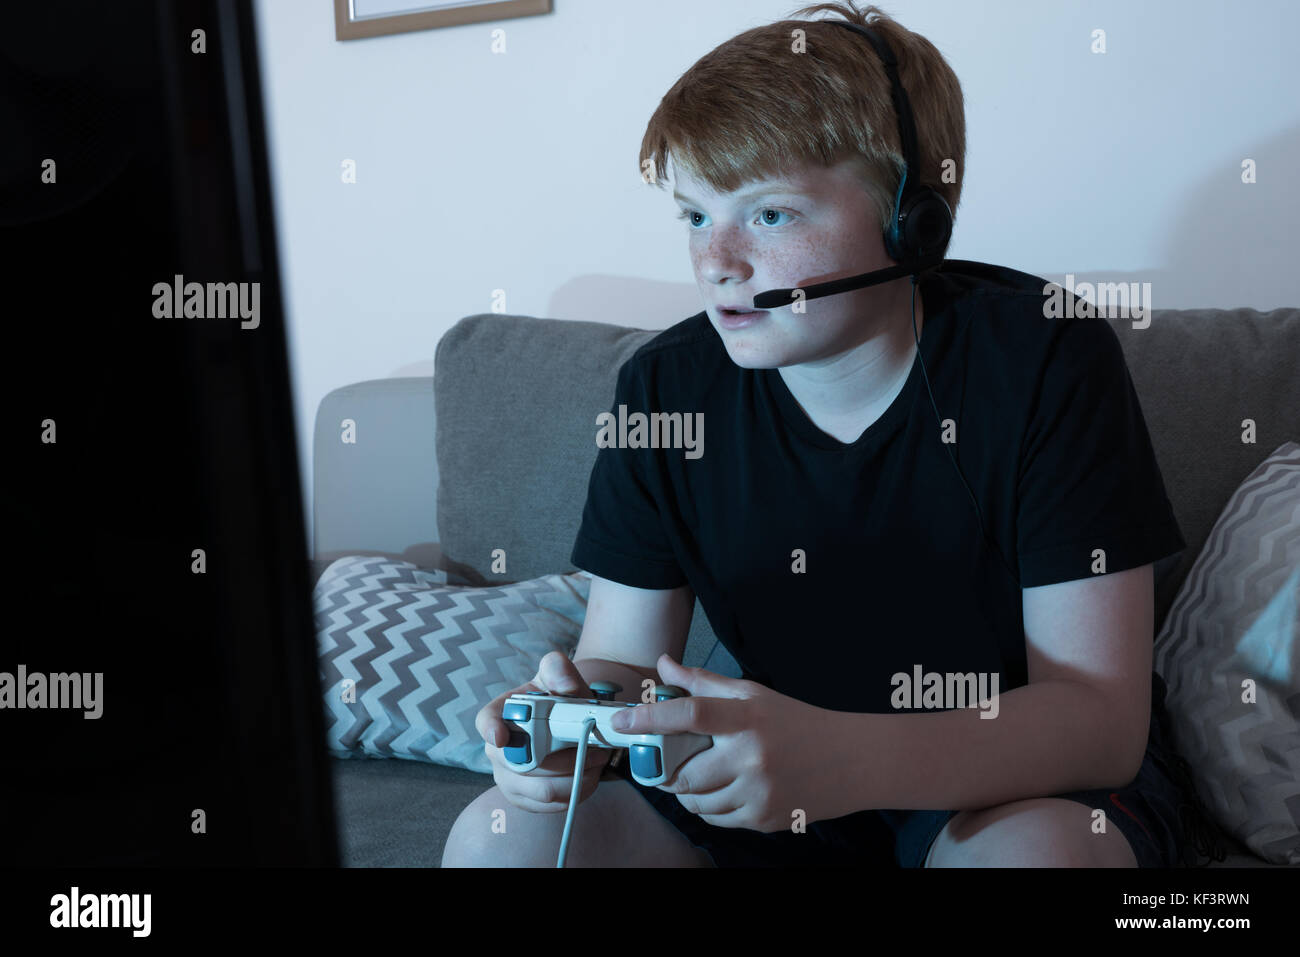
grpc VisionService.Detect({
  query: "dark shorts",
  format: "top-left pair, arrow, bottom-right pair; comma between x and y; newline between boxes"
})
611,672 -> 1190,868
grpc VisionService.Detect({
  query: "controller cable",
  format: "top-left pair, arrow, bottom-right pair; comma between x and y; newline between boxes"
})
556,717 -> 598,868
909,273 -> 1020,590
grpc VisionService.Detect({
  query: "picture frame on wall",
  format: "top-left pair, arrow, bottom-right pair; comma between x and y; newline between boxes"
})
334,0 -> 552,42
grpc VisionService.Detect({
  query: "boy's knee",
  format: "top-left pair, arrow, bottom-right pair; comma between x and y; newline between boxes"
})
441,786 -> 506,867
927,797 -> 1135,867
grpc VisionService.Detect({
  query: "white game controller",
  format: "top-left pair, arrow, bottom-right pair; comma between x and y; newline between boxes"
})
500,682 -> 712,787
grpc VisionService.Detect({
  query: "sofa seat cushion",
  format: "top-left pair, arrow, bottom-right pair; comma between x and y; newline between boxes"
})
332,758 -> 488,867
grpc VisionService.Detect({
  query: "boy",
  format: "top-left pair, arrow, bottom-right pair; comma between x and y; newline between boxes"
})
443,2 -> 1206,867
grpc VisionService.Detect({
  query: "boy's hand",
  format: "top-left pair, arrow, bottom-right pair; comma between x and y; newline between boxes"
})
477,651 -> 611,813
610,653 -> 848,833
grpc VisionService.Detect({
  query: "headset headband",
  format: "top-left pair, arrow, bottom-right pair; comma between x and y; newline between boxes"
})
829,21 -> 922,192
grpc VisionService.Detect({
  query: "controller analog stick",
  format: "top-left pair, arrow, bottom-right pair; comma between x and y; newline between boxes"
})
654,684 -> 688,702
589,680 -> 622,701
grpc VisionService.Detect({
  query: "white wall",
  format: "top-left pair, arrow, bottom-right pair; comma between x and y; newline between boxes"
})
251,0 -> 1300,556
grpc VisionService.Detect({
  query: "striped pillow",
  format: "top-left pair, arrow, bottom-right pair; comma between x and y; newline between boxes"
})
313,556 -> 590,773
1153,441 -> 1300,865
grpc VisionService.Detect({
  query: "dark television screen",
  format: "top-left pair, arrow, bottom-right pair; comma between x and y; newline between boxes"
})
1,0 -> 337,867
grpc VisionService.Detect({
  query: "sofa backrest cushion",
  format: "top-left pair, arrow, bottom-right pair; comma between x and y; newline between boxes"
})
435,313 -> 655,584
1109,307 -> 1300,626
433,306 -> 1300,642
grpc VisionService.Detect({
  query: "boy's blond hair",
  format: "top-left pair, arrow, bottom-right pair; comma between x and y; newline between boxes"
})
639,2 -> 966,234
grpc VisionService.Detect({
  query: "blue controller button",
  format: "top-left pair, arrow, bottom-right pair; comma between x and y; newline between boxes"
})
502,703 -> 531,722
502,702 -> 532,764
503,728 -> 531,766
629,744 -> 663,780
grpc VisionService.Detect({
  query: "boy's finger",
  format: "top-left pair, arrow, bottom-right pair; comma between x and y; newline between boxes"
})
538,652 -> 588,695
612,695 -> 732,736
477,680 -> 541,747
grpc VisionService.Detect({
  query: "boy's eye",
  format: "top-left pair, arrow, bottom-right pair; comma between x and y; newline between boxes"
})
675,208 -> 792,228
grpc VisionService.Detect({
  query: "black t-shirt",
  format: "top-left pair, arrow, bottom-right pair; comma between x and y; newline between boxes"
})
570,259 -> 1185,714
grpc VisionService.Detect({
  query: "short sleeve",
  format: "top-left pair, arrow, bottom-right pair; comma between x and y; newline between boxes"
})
1016,317 -> 1185,587
569,358 -> 688,589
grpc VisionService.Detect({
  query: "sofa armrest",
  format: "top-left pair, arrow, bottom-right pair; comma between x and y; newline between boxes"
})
313,377 -> 438,563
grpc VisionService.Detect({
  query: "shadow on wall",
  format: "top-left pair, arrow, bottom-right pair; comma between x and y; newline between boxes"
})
1037,124 -> 1298,311
550,126 -> 1300,318
388,276 -> 701,377
388,123 -> 1298,378
547,275 -> 704,329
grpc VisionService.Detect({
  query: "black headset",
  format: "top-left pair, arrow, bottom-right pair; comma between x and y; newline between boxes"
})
829,19 -> 954,263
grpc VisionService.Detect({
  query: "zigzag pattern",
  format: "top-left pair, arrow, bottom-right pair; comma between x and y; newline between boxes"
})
313,556 -> 590,774
1153,441 -> 1300,865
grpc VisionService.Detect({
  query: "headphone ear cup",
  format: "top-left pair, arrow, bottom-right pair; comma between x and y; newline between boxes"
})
894,188 -> 952,261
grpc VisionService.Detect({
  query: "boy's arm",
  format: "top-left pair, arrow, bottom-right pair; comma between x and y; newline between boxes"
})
569,573 -> 695,704
834,563 -> 1154,812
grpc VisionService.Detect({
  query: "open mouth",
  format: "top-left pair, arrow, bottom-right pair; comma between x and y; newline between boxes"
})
716,306 -> 767,329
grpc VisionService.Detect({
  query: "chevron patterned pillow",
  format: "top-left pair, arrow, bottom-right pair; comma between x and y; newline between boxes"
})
313,556 -> 591,773
1153,440 -> 1300,865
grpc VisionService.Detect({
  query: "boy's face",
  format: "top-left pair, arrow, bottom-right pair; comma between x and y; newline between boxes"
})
673,157 -> 905,369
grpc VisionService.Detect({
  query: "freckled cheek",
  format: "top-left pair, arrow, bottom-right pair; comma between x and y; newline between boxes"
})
748,240 -> 833,297
779,234 -> 834,285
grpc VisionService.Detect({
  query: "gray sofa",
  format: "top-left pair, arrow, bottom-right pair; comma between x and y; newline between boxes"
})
312,300 -> 1299,868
